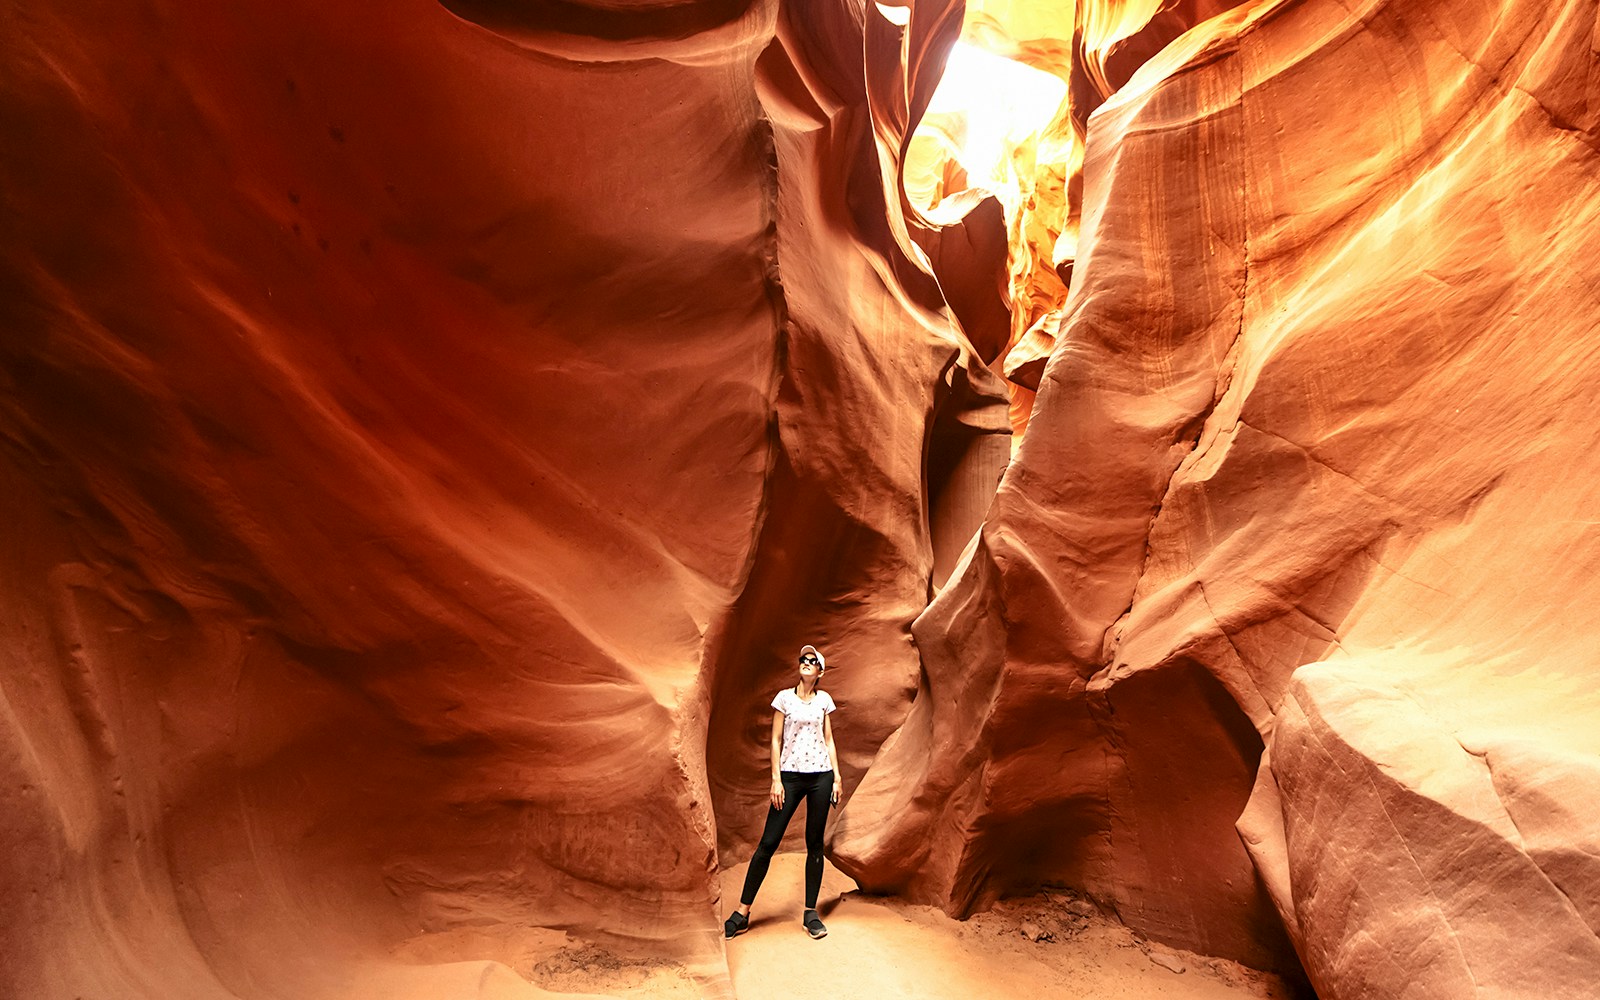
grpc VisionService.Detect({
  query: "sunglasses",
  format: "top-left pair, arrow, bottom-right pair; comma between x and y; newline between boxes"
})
799,655 -> 820,665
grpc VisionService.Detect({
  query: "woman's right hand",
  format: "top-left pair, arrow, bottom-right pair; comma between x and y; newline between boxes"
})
770,779 -> 784,810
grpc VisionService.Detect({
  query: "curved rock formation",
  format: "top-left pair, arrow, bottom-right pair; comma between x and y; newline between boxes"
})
1,0 -> 1014,994
1,0 -> 785,994
834,0 -> 1600,995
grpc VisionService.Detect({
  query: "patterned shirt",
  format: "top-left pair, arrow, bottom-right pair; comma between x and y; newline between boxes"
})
772,687 -> 837,773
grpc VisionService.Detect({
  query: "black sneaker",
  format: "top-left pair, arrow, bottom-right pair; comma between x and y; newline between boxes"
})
803,909 -> 827,939
724,911 -> 749,940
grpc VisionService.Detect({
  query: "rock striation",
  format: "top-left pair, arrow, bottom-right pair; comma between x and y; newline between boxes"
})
833,0 -> 1600,996
1,0 -> 781,994
0,0 -> 1000,996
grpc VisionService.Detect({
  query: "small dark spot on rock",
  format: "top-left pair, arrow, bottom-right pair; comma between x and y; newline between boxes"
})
285,78 -> 297,94
291,222 -> 301,236
287,190 -> 299,204
329,125 -> 345,142
359,237 -> 372,254
317,237 -> 330,251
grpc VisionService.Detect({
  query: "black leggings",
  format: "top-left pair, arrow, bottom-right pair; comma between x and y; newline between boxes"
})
740,770 -> 833,908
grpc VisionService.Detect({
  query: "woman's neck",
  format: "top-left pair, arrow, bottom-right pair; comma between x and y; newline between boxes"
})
796,679 -> 818,698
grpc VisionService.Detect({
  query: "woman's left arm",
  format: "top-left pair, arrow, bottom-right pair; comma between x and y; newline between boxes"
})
823,712 -> 842,806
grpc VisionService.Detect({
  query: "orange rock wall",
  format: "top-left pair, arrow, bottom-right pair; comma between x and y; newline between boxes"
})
834,0 -> 1600,994
1,0 -> 1023,992
0,0 -> 1000,996
2,1 -> 775,994
707,0 -> 1010,865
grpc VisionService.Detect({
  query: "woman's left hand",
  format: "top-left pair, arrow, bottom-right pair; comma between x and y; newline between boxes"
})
831,778 -> 841,806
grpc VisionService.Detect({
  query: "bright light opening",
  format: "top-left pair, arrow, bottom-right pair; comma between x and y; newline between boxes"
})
897,1 -> 1232,440
906,43 -> 1068,220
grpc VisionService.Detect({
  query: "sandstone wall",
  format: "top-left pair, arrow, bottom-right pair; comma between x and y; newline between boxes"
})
833,0 -> 1600,995
0,1 -> 994,996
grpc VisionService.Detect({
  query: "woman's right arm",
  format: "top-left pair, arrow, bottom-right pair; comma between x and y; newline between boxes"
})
769,711 -> 785,809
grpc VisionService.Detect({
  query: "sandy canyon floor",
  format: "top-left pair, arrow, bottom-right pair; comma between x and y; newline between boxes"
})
397,854 -> 1304,999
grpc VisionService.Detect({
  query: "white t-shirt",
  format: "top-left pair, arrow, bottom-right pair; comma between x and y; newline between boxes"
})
772,687 -> 837,773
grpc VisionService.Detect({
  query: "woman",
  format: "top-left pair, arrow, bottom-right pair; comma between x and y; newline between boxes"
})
724,643 -> 841,941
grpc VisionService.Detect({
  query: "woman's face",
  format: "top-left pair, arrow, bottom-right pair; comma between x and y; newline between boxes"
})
797,652 -> 822,684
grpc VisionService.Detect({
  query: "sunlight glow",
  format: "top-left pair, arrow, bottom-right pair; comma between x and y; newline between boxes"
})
899,0 -> 1222,439
910,43 -> 1067,219
873,2 -> 911,27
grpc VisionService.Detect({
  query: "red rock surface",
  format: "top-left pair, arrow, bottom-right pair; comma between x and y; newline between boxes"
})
707,0 -> 1009,872
834,0 -> 1600,995
2,1 -> 780,994
5,0 -> 1600,997
0,0 -> 1009,996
